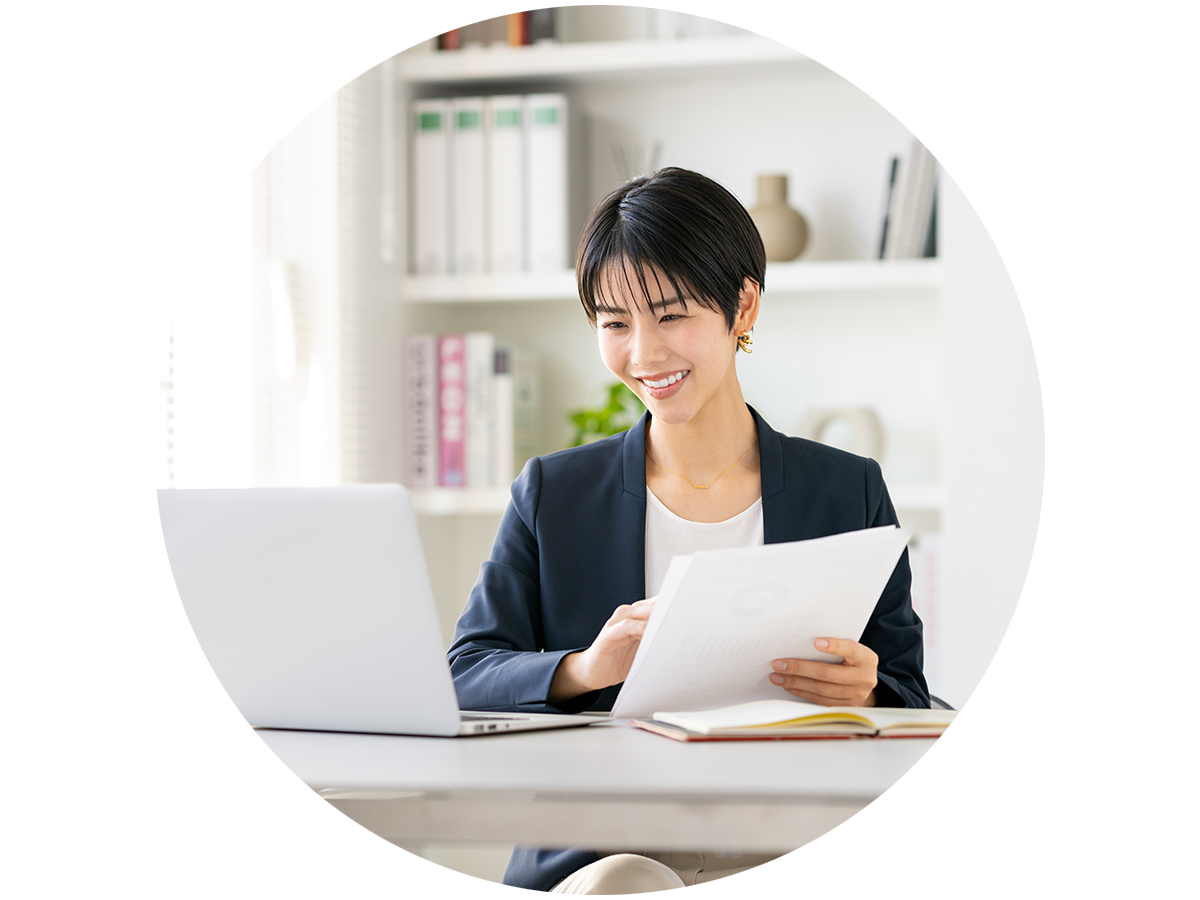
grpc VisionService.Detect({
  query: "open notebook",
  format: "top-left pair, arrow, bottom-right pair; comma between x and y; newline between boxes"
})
632,699 -> 955,741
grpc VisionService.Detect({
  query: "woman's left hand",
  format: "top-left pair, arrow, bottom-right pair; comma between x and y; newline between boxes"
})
769,638 -> 878,707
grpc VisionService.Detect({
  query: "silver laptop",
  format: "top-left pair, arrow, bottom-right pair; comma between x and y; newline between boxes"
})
157,484 -> 591,736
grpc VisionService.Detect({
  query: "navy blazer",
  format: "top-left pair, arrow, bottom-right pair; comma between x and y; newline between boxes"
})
447,407 -> 928,890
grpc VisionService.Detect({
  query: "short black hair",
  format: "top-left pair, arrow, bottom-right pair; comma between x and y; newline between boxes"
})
575,167 -> 766,330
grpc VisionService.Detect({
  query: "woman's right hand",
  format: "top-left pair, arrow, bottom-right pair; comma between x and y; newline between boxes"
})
548,597 -> 656,704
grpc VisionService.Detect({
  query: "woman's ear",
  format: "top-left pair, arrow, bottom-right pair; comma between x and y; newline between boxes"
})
736,277 -> 761,333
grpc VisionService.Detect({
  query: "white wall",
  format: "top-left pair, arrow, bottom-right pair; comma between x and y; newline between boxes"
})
939,172 -> 1044,708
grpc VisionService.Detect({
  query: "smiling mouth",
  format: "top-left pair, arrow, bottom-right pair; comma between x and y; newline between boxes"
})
638,370 -> 690,389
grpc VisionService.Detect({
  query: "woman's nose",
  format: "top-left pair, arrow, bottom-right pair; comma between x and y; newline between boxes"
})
630,322 -> 667,368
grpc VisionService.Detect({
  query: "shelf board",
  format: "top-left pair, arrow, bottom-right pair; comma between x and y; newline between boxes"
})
397,35 -> 813,85
402,259 -> 942,303
766,258 -> 942,293
405,270 -> 577,302
411,487 -> 512,516
412,482 -> 942,516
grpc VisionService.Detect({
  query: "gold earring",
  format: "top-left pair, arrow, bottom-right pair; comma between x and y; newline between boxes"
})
737,331 -> 754,353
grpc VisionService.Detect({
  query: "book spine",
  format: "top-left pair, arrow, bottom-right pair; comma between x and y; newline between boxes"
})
487,4 -> 506,46
528,8 -> 557,43
464,332 -> 495,487
510,346 -> 540,475
492,347 -> 515,486
878,156 -> 898,260
406,334 -> 439,487
486,95 -> 525,273
413,99 -> 449,274
439,5 -> 460,50
921,179 -> 938,258
524,93 -> 569,272
451,96 -> 486,274
902,94 -> 940,256
883,139 -> 916,260
507,11 -> 530,46
909,147 -> 937,259
460,19 -> 488,49
437,335 -> 466,486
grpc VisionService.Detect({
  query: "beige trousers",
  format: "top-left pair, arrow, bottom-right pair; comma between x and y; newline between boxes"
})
550,851 -> 781,894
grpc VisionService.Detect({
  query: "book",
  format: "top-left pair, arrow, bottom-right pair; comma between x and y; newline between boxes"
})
451,97 -> 487,274
492,345 -> 540,485
528,8 -> 557,43
437,335 -> 466,486
877,155 -> 898,260
458,5 -> 487,50
406,334 -> 439,487
907,143 -> 937,258
464,332 -> 495,487
524,93 -> 569,272
610,526 -> 911,719
882,150 -> 911,259
486,95 -> 525,273
507,11 -> 530,46
633,699 -> 956,742
412,98 -> 449,274
436,4 -> 458,50
921,179 -> 938,258
487,4 -> 506,47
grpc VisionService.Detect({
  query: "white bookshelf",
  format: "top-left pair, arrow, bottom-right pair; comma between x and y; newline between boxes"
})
396,30 -> 945,518
398,34 -> 816,84
403,259 -> 942,303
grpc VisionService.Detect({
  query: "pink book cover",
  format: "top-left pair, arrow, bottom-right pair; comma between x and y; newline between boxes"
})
438,334 -> 466,486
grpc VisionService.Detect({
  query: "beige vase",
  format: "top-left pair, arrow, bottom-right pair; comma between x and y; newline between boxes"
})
748,174 -> 809,261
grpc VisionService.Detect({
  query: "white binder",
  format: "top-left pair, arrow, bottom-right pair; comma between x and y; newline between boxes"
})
412,98 -> 449,274
451,96 -> 486,273
525,93 -> 568,272
486,94 -> 526,273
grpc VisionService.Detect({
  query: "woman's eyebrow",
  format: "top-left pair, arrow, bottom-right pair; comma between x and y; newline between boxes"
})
648,296 -> 685,313
594,302 -> 630,315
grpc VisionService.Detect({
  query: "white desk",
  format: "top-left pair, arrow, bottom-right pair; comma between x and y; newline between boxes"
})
258,720 -> 935,852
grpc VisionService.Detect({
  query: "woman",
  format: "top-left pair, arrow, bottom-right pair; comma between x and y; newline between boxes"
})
448,167 -> 927,892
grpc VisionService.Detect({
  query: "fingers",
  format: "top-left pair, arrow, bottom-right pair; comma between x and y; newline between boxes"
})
606,599 -> 656,626
770,673 -> 868,702
769,639 -> 878,707
814,637 -> 875,665
770,639 -> 878,680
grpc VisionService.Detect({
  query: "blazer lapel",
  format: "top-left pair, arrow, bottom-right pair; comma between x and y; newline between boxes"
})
749,406 -> 795,545
615,413 -> 649,593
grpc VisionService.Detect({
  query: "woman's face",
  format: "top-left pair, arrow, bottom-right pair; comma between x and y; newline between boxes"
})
595,266 -> 756,427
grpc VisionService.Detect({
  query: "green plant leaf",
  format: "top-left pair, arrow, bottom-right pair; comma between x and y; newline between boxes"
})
566,381 -> 647,448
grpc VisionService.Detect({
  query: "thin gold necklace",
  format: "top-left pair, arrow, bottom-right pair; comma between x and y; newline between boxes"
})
645,438 -> 759,489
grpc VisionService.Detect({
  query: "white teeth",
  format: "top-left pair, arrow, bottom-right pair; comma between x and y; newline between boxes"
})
642,370 -> 688,389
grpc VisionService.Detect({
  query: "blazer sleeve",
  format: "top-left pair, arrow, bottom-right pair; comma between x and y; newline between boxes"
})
446,457 -> 584,714
861,458 -> 931,709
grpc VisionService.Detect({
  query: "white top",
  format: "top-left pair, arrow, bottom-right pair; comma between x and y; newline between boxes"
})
644,487 -> 764,598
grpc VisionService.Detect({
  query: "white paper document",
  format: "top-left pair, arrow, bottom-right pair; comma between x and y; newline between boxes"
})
610,526 -> 910,719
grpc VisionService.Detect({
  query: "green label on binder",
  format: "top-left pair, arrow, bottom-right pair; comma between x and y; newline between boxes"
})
457,110 -> 481,130
495,108 -> 520,128
418,111 -> 442,131
534,106 -> 558,126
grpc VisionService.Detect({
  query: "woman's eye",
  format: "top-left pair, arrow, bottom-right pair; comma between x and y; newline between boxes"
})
602,321 -> 626,330
660,314 -> 680,323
